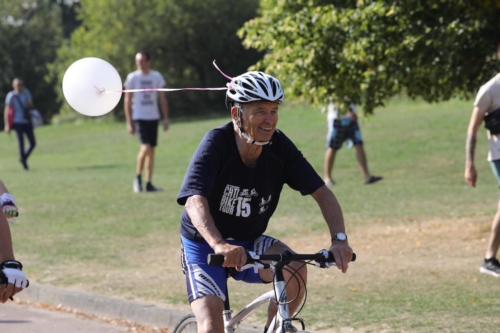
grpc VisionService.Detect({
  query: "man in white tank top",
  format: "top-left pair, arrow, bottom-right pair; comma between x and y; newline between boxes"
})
465,43 -> 500,277
124,51 -> 169,193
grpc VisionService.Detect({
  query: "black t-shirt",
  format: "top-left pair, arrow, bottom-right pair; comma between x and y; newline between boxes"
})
177,122 -> 324,241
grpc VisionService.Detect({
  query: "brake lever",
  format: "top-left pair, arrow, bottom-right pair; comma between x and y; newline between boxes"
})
314,249 -> 356,268
240,263 -> 268,271
315,262 -> 333,268
239,251 -> 272,271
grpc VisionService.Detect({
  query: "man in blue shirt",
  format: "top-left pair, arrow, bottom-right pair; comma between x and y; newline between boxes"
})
177,71 -> 354,333
3,78 -> 36,171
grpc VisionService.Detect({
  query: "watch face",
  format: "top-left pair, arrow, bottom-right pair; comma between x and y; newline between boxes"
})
336,232 -> 347,241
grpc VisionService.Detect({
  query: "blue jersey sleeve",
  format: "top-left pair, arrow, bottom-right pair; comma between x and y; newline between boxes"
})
177,130 -> 223,205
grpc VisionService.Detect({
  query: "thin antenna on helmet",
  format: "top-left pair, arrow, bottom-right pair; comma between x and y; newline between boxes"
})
212,60 -> 233,81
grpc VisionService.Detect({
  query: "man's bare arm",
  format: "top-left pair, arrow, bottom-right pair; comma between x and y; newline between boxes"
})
465,134 -> 476,165
3,106 -> 9,130
465,106 -> 485,187
185,195 -> 247,267
185,195 -> 225,249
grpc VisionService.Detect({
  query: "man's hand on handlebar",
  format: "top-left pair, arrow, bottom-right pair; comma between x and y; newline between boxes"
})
328,243 -> 353,273
212,243 -> 247,269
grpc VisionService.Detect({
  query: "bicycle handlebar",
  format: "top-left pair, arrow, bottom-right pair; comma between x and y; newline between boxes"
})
207,250 -> 356,267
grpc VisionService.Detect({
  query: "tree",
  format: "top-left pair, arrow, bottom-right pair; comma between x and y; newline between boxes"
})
0,0 -> 64,125
239,0 -> 500,114
51,0 -> 262,120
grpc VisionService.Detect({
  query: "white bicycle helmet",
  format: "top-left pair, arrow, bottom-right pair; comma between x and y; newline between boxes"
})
226,71 -> 284,146
226,71 -> 284,108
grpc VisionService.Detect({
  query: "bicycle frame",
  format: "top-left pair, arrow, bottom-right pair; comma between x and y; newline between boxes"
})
223,261 -> 298,333
222,290 -> 275,333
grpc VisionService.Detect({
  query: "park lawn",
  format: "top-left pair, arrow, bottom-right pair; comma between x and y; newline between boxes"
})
1,98 -> 499,332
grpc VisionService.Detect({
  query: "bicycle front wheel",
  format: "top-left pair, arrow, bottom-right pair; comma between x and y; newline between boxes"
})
173,313 -> 198,333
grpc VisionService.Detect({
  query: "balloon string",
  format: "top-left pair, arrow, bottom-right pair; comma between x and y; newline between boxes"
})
100,87 -> 228,94
93,60 -> 232,94
212,60 -> 233,81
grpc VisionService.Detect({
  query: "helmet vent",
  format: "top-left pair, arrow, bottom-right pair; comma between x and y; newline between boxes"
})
246,91 -> 262,99
255,79 -> 267,93
271,81 -> 277,96
242,81 -> 256,91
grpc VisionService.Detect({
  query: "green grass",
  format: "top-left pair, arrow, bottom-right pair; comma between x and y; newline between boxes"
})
1,98 -> 499,332
257,98 -> 495,244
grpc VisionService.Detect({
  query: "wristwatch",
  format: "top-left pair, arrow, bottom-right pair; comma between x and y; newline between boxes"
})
332,232 -> 347,242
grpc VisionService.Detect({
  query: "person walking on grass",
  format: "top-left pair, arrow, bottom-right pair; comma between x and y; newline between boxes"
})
124,51 -> 169,193
177,71 -> 353,333
3,78 -> 36,171
465,42 -> 500,277
0,179 -> 29,303
324,100 -> 382,186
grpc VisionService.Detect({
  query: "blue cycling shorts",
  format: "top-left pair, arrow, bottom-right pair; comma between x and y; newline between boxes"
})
490,159 -> 500,188
180,235 -> 279,303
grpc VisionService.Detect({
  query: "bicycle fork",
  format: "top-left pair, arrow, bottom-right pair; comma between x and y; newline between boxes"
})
266,262 -> 301,333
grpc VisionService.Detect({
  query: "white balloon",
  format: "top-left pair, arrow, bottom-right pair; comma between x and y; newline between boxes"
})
62,57 -> 122,117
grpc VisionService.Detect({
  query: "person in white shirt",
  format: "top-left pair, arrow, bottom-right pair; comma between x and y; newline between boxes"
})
324,101 -> 382,185
124,51 -> 169,193
465,43 -> 500,277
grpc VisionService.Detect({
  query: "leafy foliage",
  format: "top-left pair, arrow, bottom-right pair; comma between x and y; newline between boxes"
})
0,0 -> 64,125
51,0 -> 262,120
239,0 -> 500,113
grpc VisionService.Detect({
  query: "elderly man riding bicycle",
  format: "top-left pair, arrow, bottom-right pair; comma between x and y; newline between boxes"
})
177,71 -> 354,333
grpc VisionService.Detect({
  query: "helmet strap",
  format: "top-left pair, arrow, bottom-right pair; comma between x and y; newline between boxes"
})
235,104 -> 272,146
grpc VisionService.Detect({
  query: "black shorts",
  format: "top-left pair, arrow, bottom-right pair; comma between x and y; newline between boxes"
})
134,120 -> 159,147
327,118 -> 363,150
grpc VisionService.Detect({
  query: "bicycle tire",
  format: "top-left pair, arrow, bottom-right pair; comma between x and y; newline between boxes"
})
173,313 -> 198,333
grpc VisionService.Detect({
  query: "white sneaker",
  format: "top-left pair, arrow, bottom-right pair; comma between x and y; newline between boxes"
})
133,176 -> 142,193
